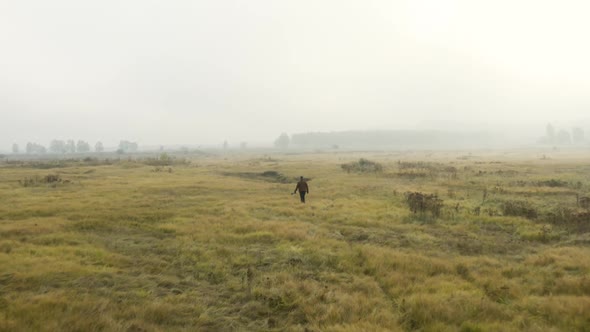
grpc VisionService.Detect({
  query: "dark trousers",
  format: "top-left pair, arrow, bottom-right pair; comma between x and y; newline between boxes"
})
299,191 -> 306,203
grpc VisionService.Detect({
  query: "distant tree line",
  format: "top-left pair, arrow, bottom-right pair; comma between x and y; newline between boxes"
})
538,124 -> 585,145
49,139 -> 92,153
289,130 -> 493,148
10,139 -> 138,154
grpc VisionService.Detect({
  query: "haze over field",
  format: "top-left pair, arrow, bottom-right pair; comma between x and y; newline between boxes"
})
1,0 -> 590,150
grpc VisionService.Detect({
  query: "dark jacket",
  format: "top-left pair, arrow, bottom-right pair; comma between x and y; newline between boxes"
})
294,180 -> 309,193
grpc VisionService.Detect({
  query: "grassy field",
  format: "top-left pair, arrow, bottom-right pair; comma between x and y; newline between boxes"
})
1,150 -> 590,331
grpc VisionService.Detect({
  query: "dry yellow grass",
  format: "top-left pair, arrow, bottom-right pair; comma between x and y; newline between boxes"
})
0,150 -> 589,331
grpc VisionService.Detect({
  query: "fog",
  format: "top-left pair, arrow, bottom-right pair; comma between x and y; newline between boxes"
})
1,0 -> 589,151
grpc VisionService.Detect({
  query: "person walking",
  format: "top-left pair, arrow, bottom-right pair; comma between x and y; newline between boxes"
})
293,176 -> 309,203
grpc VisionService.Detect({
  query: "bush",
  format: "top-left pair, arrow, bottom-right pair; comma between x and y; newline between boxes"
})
44,174 -> 61,183
395,170 -> 429,179
535,179 -> 569,187
142,154 -> 189,166
545,207 -> 590,233
546,207 -> 575,225
405,192 -> 444,218
223,171 -> 290,183
19,174 -> 63,187
341,158 -> 383,173
398,161 -> 439,170
152,167 -> 173,173
502,201 -> 538,219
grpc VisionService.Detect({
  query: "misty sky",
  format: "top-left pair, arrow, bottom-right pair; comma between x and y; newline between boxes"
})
1,0 -> 589,150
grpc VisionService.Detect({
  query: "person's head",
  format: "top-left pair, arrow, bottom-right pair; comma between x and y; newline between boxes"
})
300,176 -> 303,181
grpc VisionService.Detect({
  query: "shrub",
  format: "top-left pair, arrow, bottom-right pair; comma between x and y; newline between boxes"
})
152,167 -> 173,173
545,207 -> 590,233
142,154 -> 189,166
535,179 -> 569,187
260,171 -> 289,183
44,174 -> 61,183
395,170 -> 429,179
578,195 -> 590,209
19,174 -> 63,187
341,158 -> 383,173
405,192 -> 444,218
223,171 -> 290,183
502,200 -> 538,219
546,207 -> 575,225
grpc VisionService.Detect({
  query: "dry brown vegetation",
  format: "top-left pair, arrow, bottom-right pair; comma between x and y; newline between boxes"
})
0,150 -> 589,331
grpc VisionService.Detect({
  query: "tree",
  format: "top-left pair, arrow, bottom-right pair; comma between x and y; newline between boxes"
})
26,142 -> 46,154
12,143 -> 19,154
119,140 -> 138,152
572,127 -> 585,144
556,129 -> 571,145
546,123 -> 555,143
49,140 -> 66,154
66,139 -> 76,153
95,141 -> 104,152
274,133 -> 290,149
76,140 -> 90,153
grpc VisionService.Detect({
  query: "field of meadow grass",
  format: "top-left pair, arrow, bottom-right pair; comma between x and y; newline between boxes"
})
1,150 -> 590,331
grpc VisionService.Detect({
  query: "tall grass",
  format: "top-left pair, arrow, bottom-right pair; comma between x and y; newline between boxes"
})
0,151 -> 589,331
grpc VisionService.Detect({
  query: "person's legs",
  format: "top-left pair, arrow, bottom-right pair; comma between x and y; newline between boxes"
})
299,191 -> 306,203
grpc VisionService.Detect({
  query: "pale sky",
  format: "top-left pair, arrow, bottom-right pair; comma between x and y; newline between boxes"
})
1,0 -> 589,150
